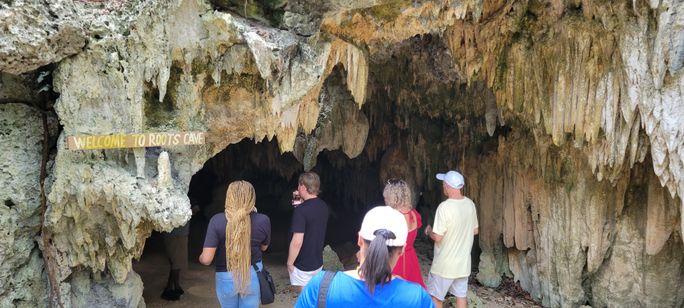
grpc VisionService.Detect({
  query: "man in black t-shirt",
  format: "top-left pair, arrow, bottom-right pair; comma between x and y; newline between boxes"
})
287,172 -> 330,291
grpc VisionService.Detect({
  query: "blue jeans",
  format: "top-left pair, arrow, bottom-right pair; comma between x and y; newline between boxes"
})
215,261 -> 261,308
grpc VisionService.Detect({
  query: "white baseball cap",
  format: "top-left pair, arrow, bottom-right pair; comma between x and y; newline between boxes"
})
436,170 -> 464,189
359,206 -> 407,247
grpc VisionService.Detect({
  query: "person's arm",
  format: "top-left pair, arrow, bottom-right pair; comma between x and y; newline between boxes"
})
288,209 -> 306,273
288,233 -> 304,273
199,248 -> 216,265
261,215 -> 272,252
200,216 -> 219,265
425,225 -> 444,242
428,205 -> 446,243
472,202 -> 479,236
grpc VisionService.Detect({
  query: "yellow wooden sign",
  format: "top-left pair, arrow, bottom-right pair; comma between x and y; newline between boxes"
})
66,132 -> 206,150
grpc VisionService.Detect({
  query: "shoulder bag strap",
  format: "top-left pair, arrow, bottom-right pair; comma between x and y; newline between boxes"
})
252,264 -> 259,272
317,271 -> 337,308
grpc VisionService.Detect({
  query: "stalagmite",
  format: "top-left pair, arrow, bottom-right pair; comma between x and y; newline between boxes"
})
157,151 -> 172,191
134,148 -> 146,179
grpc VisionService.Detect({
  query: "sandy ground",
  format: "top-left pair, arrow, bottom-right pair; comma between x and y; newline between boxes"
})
134,250 -> 297,308
134,225 -> 539,308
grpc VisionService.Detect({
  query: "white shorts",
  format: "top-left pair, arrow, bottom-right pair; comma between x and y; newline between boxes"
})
289,266 -> 322,286
427,273 -> 468,300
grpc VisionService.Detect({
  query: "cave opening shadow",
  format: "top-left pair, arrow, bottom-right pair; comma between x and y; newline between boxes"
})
134,137 -> 395,306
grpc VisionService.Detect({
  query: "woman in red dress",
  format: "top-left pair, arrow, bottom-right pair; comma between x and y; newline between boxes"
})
383,179 -> 426,288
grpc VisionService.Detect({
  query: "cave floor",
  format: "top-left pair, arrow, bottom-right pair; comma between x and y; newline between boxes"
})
133,232 -> 539,308
133,250 -> 299,308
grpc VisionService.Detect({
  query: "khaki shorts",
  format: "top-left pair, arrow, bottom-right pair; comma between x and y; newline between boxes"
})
427,273 -> 468,300
163,236 -> 188,270
289,266 -> 322,286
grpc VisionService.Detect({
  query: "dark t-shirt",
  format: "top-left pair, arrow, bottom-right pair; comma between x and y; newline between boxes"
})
290,197 -> 330,271
203,212 -> 271,272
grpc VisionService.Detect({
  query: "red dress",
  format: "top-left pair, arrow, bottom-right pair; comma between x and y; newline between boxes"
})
392,209 -> 426,288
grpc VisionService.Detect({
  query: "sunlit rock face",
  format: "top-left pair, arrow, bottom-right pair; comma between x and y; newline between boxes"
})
0,1 -> 86,74
0,0 -> 683,307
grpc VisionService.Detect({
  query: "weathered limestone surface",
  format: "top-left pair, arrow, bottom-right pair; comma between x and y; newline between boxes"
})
42,0 -> 371,305
434,3 -> 684,304
69,270 -> 144,308
1,0 -> 683,307
467,132 -> 684,307
0,0 -> 86,74
440,0 -> 684,233
0,103 -> 50,307
324,0 -> 684,236
293,67 -> 370,170
359,23 -> 684,305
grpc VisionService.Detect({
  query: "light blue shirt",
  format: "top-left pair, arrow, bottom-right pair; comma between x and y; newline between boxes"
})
295,271 -> 435,308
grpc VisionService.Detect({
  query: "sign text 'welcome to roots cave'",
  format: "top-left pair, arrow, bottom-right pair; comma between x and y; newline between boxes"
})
66,132 -> 206,150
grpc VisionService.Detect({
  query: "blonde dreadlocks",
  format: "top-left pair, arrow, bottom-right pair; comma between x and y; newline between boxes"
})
224,180 -> 256,295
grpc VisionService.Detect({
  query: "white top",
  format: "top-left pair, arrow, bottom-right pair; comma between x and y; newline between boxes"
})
430,197 -> 478,279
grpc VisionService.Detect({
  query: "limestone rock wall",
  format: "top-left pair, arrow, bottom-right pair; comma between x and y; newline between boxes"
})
42,0 -> 371,305
467,131 -> 683,307
69,270 -> 144,308
355,7 -> 684,305
324,0 -> 684,242
0,103 -> 51,307
0,0 -> 85,74
441,0 -> 684,233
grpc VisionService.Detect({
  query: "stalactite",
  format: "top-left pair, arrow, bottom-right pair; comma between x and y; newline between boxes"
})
444,5 -> 684,239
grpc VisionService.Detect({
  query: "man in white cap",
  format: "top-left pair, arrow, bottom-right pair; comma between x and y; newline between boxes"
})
425,170 -> 478,308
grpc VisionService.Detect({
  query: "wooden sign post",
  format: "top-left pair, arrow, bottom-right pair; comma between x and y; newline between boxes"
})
66,132 -> 206,150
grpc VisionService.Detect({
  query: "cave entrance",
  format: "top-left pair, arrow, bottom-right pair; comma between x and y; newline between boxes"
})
134,137 -> 394,306
132,35 -> 488,304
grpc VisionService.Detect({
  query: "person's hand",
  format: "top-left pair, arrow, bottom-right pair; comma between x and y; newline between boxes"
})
287,264 -> 295,274
425,225 -> 432,237
292,191 -> 302,206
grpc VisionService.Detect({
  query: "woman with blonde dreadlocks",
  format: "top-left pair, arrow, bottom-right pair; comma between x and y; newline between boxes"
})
200,181 -> 271,307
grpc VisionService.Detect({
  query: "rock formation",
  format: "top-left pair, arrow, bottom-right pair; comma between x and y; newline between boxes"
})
0,0 -> 682,307
0,103 -> 52,307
